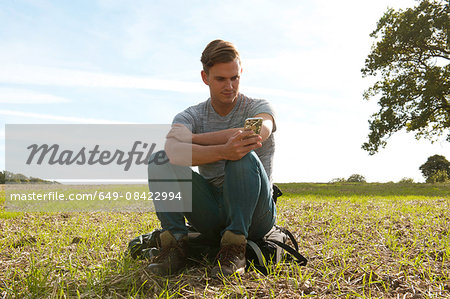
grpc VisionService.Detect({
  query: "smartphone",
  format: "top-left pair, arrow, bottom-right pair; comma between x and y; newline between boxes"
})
244,117 -> 263,135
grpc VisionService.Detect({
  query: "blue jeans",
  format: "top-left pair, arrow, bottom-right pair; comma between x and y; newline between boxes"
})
147,151 -> 276,241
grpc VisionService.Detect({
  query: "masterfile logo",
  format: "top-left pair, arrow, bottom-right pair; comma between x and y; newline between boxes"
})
5,124 -> 189,181
4,124 -> 192,213
25,141 -> 169,171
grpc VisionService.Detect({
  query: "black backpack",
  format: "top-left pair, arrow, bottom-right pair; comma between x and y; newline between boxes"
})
127,185 -> 307,274
127,225 -> 306,274
246,225 -> 307,273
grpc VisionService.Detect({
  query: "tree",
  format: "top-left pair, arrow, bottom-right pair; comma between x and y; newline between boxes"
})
329,177 -> 346,183
347,174 -> 366,183
0,171 -> 4,184
361,0 -> 449,155
419,154 -> 450,182
427,170 -> 449,183
398,177 -> 414,183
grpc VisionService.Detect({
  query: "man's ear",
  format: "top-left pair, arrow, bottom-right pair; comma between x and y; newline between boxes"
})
201,70 -> 209,85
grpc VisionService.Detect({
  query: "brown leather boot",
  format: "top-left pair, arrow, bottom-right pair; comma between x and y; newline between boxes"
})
147,231 -> 188,276
211,231 -> 247,277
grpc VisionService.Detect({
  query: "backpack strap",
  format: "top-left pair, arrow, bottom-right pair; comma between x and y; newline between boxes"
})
272,184 -> 283,204
276,226 -> 299,252
247,240 -> 265,266
267,240 -> 308,266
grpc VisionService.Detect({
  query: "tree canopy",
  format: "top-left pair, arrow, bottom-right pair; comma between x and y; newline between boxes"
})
419,154 -> 450,182
346,174 -> 367,183
361,0 -> 449,154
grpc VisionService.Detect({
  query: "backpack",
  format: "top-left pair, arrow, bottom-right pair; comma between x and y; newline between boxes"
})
246,225 -> 307,274
127,185 -> 307,273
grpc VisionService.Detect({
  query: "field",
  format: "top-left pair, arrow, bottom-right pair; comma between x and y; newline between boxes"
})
1,183 -> 449,298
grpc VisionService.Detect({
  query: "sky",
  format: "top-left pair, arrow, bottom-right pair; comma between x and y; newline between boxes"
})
0,0 -> 448,183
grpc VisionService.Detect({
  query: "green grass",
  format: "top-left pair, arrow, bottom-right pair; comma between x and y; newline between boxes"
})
0,183 -> 449,298
3,184 -> 154,213
278,182 -> 450,197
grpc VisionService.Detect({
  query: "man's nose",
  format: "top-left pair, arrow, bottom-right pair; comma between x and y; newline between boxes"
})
224,79 -> 233,89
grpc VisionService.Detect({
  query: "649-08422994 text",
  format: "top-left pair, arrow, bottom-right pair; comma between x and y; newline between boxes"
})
8,191 -> 183,201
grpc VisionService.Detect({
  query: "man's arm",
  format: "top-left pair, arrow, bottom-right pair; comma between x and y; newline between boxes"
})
165,112 -> 274,166
193,128 -> 242,145
165,130 -> 262,166
165,124 -> 240,145
253,113 -> 274,142
195,113 -> 274,144
167,112 -> 274,146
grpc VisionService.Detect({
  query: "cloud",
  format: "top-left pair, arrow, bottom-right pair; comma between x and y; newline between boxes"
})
0,87 -> 71,104
0,64 -> 205,93
0,64 -> 320,101
0,109 -> 134,124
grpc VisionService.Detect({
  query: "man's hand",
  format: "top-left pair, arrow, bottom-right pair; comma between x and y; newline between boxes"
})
221,130 -> 262,161
166,124 -> 192,143
165,124 -> 263,166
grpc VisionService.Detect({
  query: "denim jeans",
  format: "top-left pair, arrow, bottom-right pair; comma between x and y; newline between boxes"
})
147,151 -> 276,241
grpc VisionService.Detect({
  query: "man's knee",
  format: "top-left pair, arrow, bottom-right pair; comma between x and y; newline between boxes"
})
225,151 -> 259,174
148,150 -> 193,184
147,150 -> 171,178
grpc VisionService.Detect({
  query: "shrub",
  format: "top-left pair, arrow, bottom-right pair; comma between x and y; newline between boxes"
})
398,177 -> 414,184
347,174 -> 366,183
329,178 -> 346,183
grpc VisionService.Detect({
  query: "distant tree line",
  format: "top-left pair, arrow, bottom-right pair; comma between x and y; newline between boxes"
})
0,171 -> 58,184
330,174 -> 367,184
329,154 -> 450,184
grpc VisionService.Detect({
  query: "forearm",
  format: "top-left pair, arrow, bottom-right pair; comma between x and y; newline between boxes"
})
165,139 -> 225,166
193,128 -> 241,145
255,113 -> 274,142
165,129 -> 262,166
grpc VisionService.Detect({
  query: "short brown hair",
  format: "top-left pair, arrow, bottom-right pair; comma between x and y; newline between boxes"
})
201,39 -> 241,74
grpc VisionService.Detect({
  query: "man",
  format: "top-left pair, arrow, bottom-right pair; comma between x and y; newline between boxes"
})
147,39 -> 276,277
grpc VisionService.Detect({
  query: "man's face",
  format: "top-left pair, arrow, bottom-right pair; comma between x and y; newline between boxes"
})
201,59 -> 242,107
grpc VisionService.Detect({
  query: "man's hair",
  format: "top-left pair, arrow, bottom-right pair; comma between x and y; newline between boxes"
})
201,39 -> 241,74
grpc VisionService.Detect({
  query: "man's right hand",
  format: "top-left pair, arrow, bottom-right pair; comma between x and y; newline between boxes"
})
165,128 -> 262,166
221,130 -> 262,161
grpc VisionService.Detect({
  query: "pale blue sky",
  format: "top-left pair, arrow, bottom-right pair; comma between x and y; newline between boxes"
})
1,0 -> 448,182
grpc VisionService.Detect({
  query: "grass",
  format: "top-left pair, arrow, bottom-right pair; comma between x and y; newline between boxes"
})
3,184 -> 154,213
0,182 -> 449,298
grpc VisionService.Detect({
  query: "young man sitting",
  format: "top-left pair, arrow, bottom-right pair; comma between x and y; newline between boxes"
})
147,39 -> 277,277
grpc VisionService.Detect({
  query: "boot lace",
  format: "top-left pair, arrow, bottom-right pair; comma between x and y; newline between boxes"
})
216,244 -> 245,265
154,242 -> 186,262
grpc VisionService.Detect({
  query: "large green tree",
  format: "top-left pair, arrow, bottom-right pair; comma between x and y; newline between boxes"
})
419,154 -> 450,182
361,0 -> 449,154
